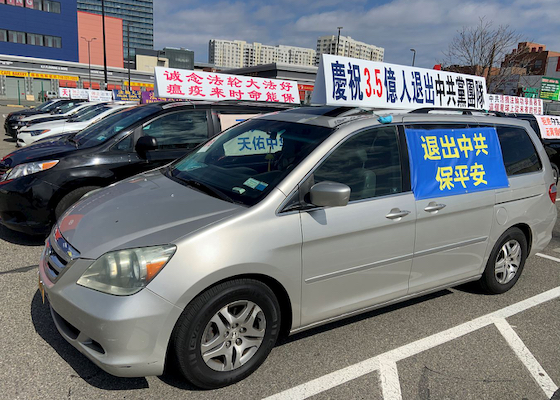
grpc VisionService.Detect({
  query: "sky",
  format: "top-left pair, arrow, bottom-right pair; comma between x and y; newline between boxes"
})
153,0 -> 560,68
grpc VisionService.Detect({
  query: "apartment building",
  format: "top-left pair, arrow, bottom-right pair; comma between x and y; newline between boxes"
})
209,39 -> 316,69
316,35 -> 384,64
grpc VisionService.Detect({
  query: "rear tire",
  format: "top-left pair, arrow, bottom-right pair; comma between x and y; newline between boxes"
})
54,186 -> 100,221
170,279 -> 281,389
478,227 -> 527,294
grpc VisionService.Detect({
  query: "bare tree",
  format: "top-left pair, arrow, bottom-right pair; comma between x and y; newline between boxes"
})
441,17 -> 525,92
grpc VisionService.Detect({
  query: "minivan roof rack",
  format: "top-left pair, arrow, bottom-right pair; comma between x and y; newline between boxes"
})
408,107 -> 488,115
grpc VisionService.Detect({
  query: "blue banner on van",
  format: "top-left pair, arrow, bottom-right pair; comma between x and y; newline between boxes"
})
405,127 -> 509,200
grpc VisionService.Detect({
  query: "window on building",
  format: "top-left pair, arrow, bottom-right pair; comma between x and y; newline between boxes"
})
42,0 -> 60,13
0,30 -> 7,42
27,33 -> 44,46
32,0 -> 42,9
44,35 -> 61,48
8,30 -> 26,44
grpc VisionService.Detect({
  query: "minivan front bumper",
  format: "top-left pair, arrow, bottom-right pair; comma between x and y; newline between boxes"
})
38,240 -> 182,377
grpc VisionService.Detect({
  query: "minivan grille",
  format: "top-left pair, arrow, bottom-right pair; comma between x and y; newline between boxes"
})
44,227 -> 80,283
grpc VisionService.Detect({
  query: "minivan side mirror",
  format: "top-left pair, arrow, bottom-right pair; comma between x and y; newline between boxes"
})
309,181 -> 351,208
136,135 -> 158,158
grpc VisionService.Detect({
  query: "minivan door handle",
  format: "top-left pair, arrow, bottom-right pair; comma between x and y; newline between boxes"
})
385,208 -> 411,220
424,202 -> 446,213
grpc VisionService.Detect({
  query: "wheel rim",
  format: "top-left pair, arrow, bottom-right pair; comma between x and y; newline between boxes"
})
494,239 -> 522,284
201,300 -> 266,372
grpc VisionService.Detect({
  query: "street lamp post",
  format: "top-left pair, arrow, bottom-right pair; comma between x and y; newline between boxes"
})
81,37 -> 97,90
101,0 -> 108,90
126,22 -> 131,91
410,48 -> 416,67
336,26 -> 343,56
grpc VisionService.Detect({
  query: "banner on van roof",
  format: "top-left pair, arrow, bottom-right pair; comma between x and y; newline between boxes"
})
311,54 -> 489,111
154,67 -> 300,104
536,115 -> 560,139
488,94 -> 543,114
405,127 -> 508,199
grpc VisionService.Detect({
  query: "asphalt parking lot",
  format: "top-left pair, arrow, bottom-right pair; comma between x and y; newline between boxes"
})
0,105 -> 559,400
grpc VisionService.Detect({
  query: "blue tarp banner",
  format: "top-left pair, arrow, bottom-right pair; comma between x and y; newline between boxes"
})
405,127 -> 509,200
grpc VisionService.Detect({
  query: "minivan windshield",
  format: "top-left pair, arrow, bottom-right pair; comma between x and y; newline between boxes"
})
167,118 -> 334,206
72,106 -> 157,148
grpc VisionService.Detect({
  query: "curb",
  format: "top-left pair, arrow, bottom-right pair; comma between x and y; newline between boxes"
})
6,105 -> 25,108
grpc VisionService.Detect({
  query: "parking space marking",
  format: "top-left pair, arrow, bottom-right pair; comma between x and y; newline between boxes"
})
379,360 -> 402,400
536,253 -> 560,263
494,318 -> 558,398
264,287 -> 560,400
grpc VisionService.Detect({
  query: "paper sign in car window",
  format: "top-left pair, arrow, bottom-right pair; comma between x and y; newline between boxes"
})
405,127 -> 509,200
223,130 -> 283,156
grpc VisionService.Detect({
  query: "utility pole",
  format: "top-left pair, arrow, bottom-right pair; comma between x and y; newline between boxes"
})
101,0 -> 108,90
81,37 -> 97,90
127,22 -> 131,91
336,27 -> 343,56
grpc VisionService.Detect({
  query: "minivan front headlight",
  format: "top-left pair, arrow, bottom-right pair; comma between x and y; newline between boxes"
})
77,245 -> 176,295
1,160 -> 59,181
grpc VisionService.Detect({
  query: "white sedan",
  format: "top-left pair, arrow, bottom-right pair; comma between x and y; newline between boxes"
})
17,104 -> 133,147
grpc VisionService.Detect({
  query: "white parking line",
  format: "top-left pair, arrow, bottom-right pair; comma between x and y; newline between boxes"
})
494,318 -> 558,398
264,287 -> 560,400
379,360 -> 402,400
536,253 -> 560,263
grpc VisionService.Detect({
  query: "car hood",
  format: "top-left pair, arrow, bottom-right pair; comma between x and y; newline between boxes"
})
58,170 -> 244,259
20,120 -> 67,132
0,137 -> 78,168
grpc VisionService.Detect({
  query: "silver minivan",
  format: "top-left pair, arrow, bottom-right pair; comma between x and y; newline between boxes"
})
38,106 -> 557,388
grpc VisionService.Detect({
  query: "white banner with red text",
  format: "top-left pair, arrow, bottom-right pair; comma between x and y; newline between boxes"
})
154,67 -> 300,104
488,94 -> 543,114
536,115 -> 560,139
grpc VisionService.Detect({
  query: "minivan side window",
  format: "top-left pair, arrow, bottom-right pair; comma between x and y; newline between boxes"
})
142,111 -> 208,150
313,126 -> 402,201
495,126 -> 542,176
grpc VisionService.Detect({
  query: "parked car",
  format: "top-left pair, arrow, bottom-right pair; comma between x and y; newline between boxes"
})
0,101 -> 294,234
14,101 -> 96,135
17,103 -> 133,147
37,107 -> 556,388
38,91 -> 58,102
4,99 -> 83,137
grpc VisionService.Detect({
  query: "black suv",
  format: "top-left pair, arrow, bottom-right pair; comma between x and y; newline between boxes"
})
0,100 -> 294,235
4,99 -> 86,137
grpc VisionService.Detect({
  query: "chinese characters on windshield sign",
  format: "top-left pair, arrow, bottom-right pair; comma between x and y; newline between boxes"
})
154,67 -> 300,104
405,127 -> 508,199
312,54 -> 489,110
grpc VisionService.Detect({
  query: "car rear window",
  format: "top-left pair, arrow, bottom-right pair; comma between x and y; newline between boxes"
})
495,126 -> 542,176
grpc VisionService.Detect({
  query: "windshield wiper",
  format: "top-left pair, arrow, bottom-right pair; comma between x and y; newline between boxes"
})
182,179 -> 234,203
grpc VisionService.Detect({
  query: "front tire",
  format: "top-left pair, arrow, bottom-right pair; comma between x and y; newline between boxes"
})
170,279 -> 281,389
478,227 -> 527,294
54,186 -> 100,220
